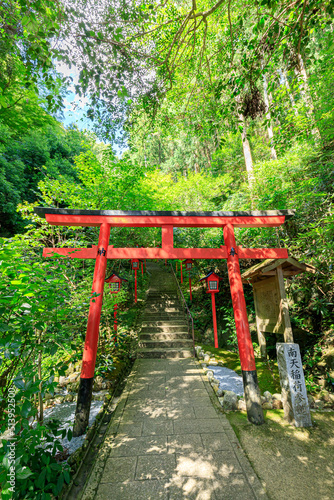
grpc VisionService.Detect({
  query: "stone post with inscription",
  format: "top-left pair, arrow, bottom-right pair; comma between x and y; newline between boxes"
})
276,343 -> 312,427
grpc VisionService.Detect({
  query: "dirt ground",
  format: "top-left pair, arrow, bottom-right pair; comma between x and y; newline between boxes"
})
227,410 -> 334,500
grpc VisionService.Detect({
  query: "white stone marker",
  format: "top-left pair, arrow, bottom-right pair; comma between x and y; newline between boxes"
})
276,343 -> 312,427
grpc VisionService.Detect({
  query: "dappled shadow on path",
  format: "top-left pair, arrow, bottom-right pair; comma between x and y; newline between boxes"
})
228,410 -> 334,500
91,359 -> 263,499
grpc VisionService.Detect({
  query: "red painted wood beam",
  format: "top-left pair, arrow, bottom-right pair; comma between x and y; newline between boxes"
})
73,223 -> 110,437
238,248 -> 288,259
211,292 -> 218,348
162,225 -> 174,247
81,223 -> 110,379
134,268 -> 138,303
43,248 -> 97,258
224,223 -> 264,424
43,246 -> 288,260
44,214 -> 286,228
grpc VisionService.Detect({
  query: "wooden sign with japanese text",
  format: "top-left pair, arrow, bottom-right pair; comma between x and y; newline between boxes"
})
277,343 -> 312,427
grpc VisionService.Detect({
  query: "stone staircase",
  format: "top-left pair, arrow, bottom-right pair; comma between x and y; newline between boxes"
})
137,262 -> 193,358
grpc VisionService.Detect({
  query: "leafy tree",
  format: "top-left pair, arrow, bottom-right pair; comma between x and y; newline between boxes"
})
0,124 -> 91,236
0,0 -> 68,115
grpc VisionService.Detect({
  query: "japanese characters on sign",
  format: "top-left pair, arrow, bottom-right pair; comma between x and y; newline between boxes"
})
277,343 -> 312,427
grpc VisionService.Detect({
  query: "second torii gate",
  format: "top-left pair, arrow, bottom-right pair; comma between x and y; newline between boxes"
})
34,207 -> 294,435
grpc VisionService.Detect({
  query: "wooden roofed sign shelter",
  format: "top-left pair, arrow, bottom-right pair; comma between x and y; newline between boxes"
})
34,207 -> 295,435
242,257 -> 316,359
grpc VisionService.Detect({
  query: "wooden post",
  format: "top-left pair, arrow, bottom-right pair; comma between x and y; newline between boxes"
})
181,262 -> 183,284
224,223 -> 264,425
258,331 -> 268,359
38,333 -> 43,424
114,303 -> 117,332
73,223 -> 110,437
189,274 -> 192,301
252,288 -> 268,359
276,265 -> 294,342
211,293 -> 218,348
141,260 -> 144,275
135,268 -> 137,303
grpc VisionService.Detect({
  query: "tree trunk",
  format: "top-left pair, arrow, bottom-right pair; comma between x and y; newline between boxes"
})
278,69 -> 298,115
158,140 -> 161,165
38,334 -> 43,424
263,73 -> 277,160
204,145 -> 212,170
295,55 -> 321,142
238,112 -> 254,186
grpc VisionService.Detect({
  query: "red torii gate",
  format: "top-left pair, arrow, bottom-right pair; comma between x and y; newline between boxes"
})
34,207 -> 294,435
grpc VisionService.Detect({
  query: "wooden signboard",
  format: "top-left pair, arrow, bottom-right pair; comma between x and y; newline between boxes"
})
253,276 -> 283,334
242,257 -> 315,359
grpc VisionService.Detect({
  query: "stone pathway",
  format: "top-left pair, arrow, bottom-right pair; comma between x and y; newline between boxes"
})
81,358 -> 268,500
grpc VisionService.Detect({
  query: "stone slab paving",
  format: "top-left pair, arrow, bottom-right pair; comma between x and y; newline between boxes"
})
81,358 -> 268,500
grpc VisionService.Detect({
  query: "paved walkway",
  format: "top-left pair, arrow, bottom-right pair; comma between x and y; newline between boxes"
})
82,358 -> 268,499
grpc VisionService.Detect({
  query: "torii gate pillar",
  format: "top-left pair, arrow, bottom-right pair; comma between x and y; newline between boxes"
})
224,224 -> 264,424
73,223 -> 110,436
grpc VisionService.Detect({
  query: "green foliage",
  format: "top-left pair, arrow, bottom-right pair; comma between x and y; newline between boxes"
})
219,306 -> 238,352
0,239 -> 76,498
0,4 -> 333,489
0,0 -> 67,117
0,419 -> 71,500
0,124 -> 91,235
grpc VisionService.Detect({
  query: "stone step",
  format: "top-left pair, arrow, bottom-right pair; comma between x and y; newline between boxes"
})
137,265 -> 194,359
145,299 -> 179,304
143,310 -> 184,316
141,320 -> 188,327
147,286 -> 176,290
141,325 -> 188,333
141,315 -> 185,321
146,300 -> 182,309
139,339 -> 193,349
136,348 -> 193,359
146,293 -> 178,297
140,332 -> 190,341
144,307 -> 182,313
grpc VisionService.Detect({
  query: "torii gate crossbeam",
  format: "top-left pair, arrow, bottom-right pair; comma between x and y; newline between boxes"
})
34,208 -> 294,435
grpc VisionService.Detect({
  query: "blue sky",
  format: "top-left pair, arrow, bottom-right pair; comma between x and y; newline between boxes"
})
57,62 -> 93,130
57,62 -> 126,157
